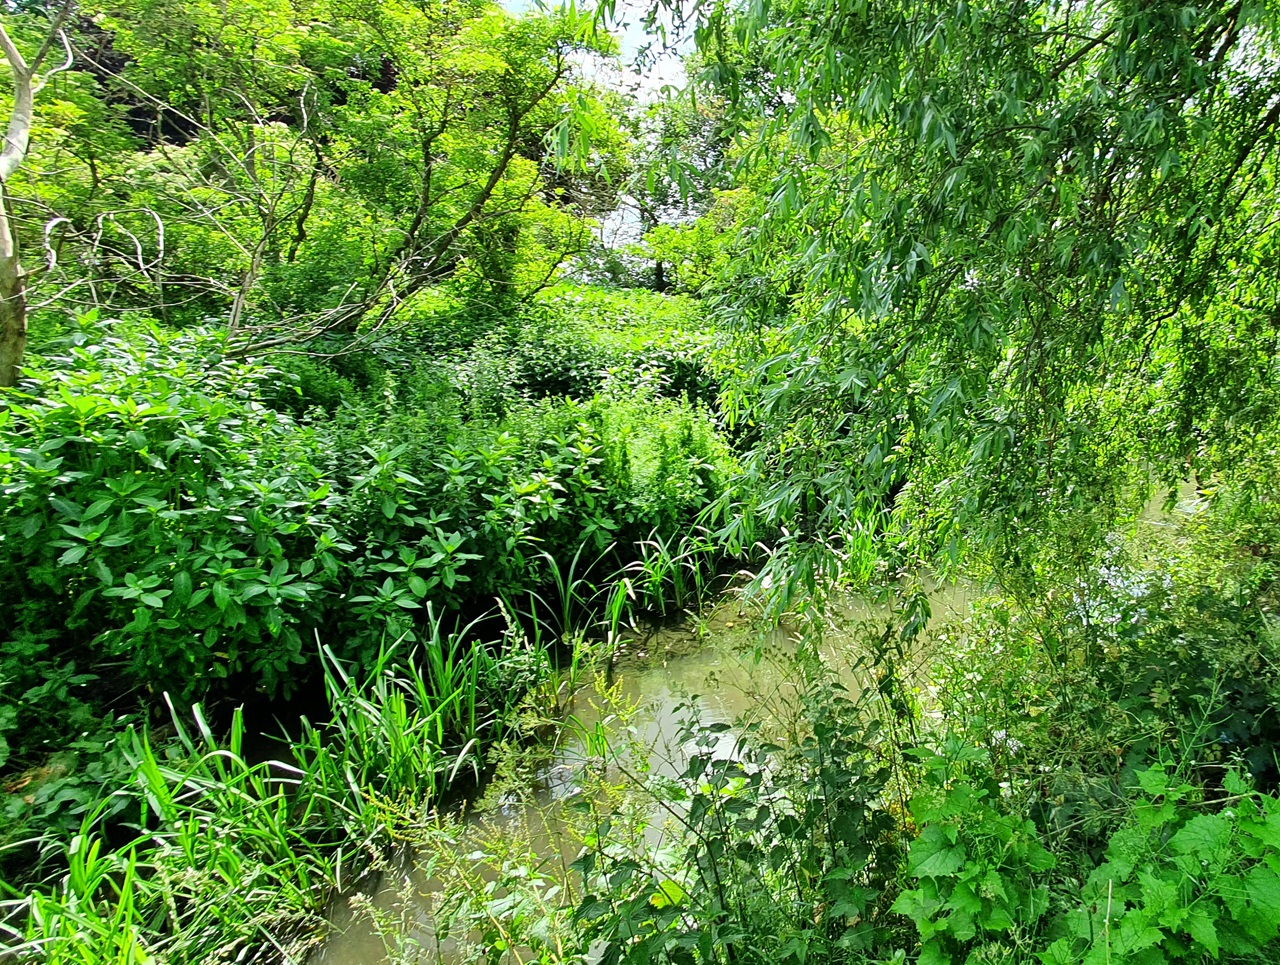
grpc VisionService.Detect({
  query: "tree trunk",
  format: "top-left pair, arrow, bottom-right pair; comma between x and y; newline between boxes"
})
0,6 -> 73,385
0,184 -> 25,387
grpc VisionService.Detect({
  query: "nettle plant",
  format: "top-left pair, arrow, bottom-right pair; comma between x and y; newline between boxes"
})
1043,762 -> 1280,965
893,738 -> 1057,965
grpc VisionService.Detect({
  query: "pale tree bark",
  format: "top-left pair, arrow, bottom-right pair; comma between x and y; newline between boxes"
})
0,3 -> 74,387
0,183 -> 24,387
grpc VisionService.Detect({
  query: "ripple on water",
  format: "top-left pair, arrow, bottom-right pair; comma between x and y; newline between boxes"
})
311,584 -> 978,965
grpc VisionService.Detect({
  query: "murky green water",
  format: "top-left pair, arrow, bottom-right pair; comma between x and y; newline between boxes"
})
312,586 -> 977,965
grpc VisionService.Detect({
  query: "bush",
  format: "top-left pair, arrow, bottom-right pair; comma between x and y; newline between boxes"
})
1044,763 -> 1280,964
258,284 -> 721,423
0,315 -> 733,773
448,285 -> 721,416
0,318 -> 330,708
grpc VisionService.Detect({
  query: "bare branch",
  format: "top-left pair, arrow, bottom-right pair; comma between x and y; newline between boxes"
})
0,29 -> 34,183
32,29 -> 73,96
41,215 -> 70,271
28,0 -> 75,76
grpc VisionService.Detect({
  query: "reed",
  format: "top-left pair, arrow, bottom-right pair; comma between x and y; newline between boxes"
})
627,526 -> 719,616
8,710 -> 340,964
2,623 -> 559,964
536,543 -> 620,635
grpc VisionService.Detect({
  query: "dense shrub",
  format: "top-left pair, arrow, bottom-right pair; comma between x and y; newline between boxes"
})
264,286 -> 720,421
267,352 -> 384,415
450,285 -> 721,415
0,316 -> 733,781
1,319 -> 325,707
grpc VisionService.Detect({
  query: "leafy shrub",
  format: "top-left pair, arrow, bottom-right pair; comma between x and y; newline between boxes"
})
574,654 -> 906,965
914,489 -> 1280,963
541,285 -> 720,406
0,315 -> 732,773
0,292 -> 734,903
456,314 -> 614,415
261,284 -> 721,424
894,740 -> 1056,965
1044,764 -> 1280,964
266,353 -> 378,415
0,318 -> 332,709
450,285 -> 720,416
930,533 -> 1280,839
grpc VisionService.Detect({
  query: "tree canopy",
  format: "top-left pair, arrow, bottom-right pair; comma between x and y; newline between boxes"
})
638,0 -> 1280,592
1,0 -> 626,361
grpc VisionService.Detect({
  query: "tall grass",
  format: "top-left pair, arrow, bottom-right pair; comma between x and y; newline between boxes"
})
628,526 -> 719,617
6,706 -> 344,963
1,620 -> 562,964
516,530 -> 723,638
297,636 -> 493,819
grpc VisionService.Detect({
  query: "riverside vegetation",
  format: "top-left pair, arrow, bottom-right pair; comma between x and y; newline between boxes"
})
3,0 -> 1280,963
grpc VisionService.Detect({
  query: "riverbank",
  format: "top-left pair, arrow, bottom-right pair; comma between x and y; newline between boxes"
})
9,486 -> 1280,964
316,492 -> 1280,965
313,586 -> 980,964
0,628 -> 591,963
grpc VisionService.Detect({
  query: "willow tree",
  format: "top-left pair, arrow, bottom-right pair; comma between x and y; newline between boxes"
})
658,0 -> 1280,593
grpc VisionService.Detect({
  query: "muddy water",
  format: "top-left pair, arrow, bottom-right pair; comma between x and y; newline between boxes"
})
312,585 -> 977,965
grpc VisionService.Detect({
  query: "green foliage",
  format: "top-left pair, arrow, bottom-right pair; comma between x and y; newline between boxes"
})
894,741 -> 1055,964
1045,765 -> 1280,964
268,352 -> 389,415
914,488 -> 1280,962
299,632 -> 528,816
573,655 -> 905,965
4,627 -> 561,964
309,388 -> 730,627
928,504 -> 1280,814
0,307 -> 733,864
14,0 -> 1280,960
626,526 -> 718,617
642,190 -> 757,296
628,0 -> 1280,594
452,285 -> 719,415
8,0 -> 625,346
0,318 -> 329,703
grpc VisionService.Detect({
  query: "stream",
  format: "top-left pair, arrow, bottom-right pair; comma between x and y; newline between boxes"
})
311,584 -> 978,965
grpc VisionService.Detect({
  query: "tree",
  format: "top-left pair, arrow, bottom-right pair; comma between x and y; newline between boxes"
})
7,0 -> 622,352
0,1 -> 73,387
657,0 -> 1280,588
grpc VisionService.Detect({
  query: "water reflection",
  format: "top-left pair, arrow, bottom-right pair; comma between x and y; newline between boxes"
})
312,585 -> 976,965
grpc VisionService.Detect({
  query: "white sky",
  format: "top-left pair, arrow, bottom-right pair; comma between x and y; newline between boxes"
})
504,0 -> 690,97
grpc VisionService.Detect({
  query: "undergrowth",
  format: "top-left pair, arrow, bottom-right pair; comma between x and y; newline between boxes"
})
0,613 -> 597,963
352,485 -> 1280,965
0,313 -> 733,880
